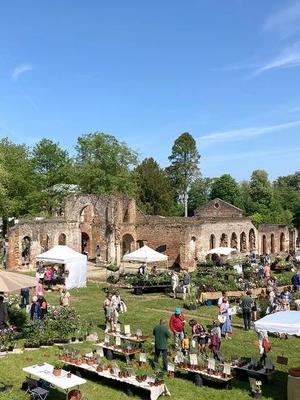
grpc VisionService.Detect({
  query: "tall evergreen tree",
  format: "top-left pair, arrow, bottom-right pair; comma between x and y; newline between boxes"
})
167,132 -> 200,217
134,158 -> 175,215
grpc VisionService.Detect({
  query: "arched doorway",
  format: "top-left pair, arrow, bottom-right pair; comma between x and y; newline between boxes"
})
40,234 -> 49,252
122,234 -> 134,256
262,235 -> 267,254
249,229 -> 256,251
58,233 -> 66,245
271,233 -> 275,254
22,236 -> 31,265
190,236 -> 197,260
280,233 -> 285,252
240,232 -> 247,252
220,233 -> 228,247
209,234 -> 216,250
81,232 -> 90,257
230,232 -> 238,249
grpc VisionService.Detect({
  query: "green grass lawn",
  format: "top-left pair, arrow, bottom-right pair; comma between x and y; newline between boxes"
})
0,282 -> 299,400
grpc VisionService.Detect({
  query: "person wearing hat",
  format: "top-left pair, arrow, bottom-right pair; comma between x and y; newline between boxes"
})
30,296 -> 42,321
169,307 -> 185,348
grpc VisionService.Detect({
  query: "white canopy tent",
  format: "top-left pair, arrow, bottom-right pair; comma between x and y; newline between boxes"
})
36,245 -> 87,290
255,311 -> 300,336
207,247 -> 237,256
122,245 -> 168,264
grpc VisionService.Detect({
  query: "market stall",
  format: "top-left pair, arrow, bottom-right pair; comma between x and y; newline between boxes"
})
36,245 -> 87,290
122,245 -> 168,266
254,311 -> 300,400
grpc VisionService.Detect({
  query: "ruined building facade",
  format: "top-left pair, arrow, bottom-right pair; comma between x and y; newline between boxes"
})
7,195 -> 297,270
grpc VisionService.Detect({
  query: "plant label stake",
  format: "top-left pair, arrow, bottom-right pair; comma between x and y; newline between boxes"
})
124,325 -> 131,335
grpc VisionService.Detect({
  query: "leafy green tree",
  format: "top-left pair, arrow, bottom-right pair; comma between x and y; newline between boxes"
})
31,138 -> 74,215
210,174 -> 242,207
167,132 -> 200,217
0,138 -> 36,219
240,180 -> 253,215
188,177 -> 214,215
75,132 -> 138,196
134,158 -> 175,215
249,169 -> 272,208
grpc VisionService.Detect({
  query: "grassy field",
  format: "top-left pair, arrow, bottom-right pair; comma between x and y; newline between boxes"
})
0,282 -> 299,400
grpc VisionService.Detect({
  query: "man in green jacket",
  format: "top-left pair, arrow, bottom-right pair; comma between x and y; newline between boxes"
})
153,319 -> 170,371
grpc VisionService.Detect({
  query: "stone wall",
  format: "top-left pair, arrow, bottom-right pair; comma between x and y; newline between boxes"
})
6,194 -> 296,270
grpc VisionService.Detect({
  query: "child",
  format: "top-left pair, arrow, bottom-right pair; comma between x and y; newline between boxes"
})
209,320 -> 221,361
181,333 -> 190,356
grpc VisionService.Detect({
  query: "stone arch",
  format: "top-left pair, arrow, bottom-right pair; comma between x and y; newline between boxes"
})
271,233 -> 275,254
230,232 -> 238,249
240,232 -> 247,252
122,234 -> 134,256
249,229 -> 256,251
80,204 -> 96,224
280,232 -> 285,252
209,234 -> 216,250
262,234 -> 267,254
220,233 -> 228,247
22,236 -> 31,265
58,233 -> 66,245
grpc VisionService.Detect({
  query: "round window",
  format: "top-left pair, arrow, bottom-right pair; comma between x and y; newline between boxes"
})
214,202 -> 220,209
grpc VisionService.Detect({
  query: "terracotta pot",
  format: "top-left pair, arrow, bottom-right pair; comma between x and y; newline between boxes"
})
289,368 -> 300,377
96,366 -> 103,372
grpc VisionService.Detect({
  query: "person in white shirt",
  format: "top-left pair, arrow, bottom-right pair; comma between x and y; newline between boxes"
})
171,271 -> 179,299
218,291 -> 228,309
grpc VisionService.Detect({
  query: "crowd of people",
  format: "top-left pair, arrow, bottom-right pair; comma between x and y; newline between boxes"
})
36,261 -> 65,291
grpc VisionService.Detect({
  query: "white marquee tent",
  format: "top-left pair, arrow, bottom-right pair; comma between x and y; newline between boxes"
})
122,245 -> 168,264
36,245 -> 87,289
255,311 -> 300,336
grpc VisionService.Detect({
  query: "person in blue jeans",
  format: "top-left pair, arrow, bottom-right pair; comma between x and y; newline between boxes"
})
20,287 -> 30,308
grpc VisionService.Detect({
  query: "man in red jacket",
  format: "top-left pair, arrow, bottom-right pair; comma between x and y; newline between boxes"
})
169,307 -> 185,348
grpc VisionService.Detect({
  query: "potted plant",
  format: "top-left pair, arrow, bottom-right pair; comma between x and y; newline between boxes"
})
53,360 -> 64,376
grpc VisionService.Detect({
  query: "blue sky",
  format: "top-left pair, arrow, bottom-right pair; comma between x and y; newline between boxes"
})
0,0 -> 300,181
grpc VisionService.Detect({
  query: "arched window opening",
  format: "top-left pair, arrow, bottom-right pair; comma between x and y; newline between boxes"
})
22,236 -> 31,265
240,232 -> 247,252
220,233 -> 228,247
58,233 -> 66,245
209,234 -> 216,250
230,232 -> 238,249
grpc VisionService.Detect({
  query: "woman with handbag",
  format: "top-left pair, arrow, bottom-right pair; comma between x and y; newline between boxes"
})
220,297 -> 232,340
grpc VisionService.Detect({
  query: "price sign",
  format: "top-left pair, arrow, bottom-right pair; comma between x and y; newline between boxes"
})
124,325 -> 131,335
85,350 -> 93,357
104,335 -> 110,344
189,354 -> 198,366
115,323 -> 121,333
115,336 -> 121,346
223,363 -> 231,375
96,348 -> 104,357
208,358 -> 216,371
136,329 -> 143,337
139,353 -> 147,363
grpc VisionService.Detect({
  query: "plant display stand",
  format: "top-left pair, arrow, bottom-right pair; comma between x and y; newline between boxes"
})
64,360 -> 171,400
176,364 -> 233,389
96,342 -> 141,361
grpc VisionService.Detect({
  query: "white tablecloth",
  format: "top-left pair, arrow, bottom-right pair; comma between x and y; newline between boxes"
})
23,363 -> 87,390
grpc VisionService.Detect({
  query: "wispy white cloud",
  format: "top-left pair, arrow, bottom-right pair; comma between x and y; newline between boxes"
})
199,120 -> 300,144
263,2 -> 300,38
205,147 -> 300,164
254,43 -> 300,75
12,64 -> 34,81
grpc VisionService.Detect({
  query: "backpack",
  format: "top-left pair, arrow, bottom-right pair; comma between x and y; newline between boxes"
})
262,337 -> 271,353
